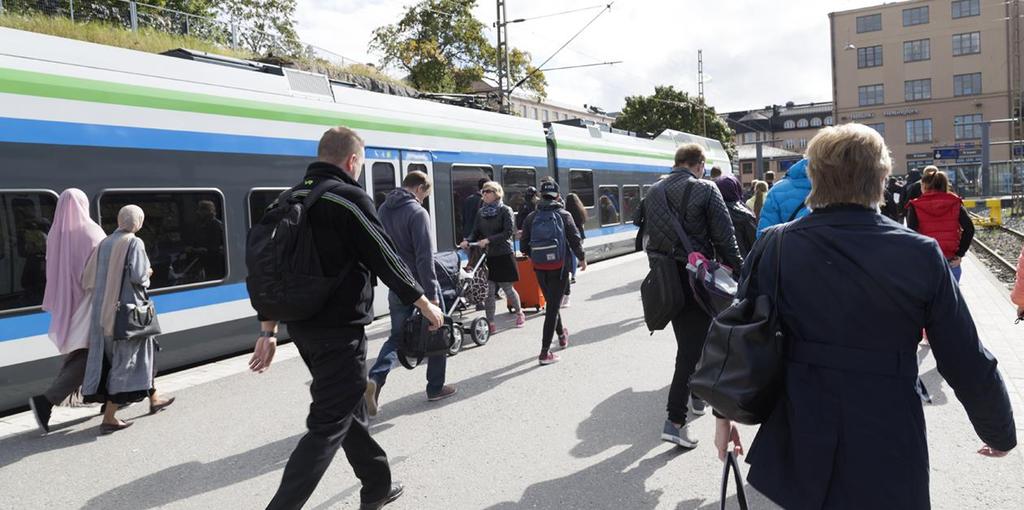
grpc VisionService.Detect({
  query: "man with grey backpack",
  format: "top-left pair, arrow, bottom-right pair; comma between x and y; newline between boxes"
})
634,143 -> 743,449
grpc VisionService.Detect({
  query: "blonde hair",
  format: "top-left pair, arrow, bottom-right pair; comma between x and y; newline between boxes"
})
482,181 -> 504,199
752,180 -> 769,218
804,124 -> 892,209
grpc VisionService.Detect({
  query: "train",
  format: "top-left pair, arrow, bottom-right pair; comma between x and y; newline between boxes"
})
0,27 -> 732,414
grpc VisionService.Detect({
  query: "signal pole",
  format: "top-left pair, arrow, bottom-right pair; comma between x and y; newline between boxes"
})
495,0 -> 511,114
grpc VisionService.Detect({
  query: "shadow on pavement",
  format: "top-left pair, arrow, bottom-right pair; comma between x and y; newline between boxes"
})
677,489 -> 779,510
569,317 -> 647,348
0,413 -> 102,469
485,386 -> 696,510
587,279 -> 643,302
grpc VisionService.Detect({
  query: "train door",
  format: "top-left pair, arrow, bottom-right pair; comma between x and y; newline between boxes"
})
400,150 -> 437,249
363,148 -> 401,318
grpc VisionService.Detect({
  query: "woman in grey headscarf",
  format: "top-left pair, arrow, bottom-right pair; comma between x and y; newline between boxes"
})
82,205 -> 174,435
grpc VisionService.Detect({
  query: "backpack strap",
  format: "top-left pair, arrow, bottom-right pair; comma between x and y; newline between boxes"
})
652,178 -> 698,257
787,201 -> 806,222
300,178 -> 344,210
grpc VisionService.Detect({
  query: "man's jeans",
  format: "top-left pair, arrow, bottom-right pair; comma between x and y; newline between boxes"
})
368,291 -> 446,395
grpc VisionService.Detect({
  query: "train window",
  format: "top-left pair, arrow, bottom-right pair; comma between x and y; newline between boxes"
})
99,190 -> 227,290
451,164 -> 495,245
569,170 -> 595,207
501,167 -> 537,215
0,190 -> 58,313
622,186 -> 640,223
247,188 -> 287,227
407,163 -> 431,212
641,184 -> 653,198
598,186 -> 621,226
372,162 -> 397,209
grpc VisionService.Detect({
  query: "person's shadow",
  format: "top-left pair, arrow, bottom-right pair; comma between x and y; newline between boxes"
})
485,386 -> 688,510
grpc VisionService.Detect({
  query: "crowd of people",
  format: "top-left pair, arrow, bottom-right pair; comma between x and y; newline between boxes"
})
25,124 -> 1019,510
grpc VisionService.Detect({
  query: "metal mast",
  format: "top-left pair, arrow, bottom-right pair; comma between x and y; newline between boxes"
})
1011,0 -> 1024,214
698,49 -> 707,137
495,0 -> 512,114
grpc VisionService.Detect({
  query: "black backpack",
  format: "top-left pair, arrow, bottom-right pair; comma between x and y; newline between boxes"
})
245,179 -> 340,322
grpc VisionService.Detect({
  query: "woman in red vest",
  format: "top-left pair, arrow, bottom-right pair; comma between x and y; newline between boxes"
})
906,167 -> 975,281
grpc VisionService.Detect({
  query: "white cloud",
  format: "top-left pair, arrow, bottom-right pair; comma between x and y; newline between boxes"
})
295,0 -> 883,113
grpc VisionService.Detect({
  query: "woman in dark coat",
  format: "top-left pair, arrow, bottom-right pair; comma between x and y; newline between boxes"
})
461,181 -> 524,331
714,175 -> 756,257
715,124 -> 1016,510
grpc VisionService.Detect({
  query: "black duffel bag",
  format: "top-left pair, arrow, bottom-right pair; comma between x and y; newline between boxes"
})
399,309 -> 452,367
690,226 -> 787,425
641,252 -> 686,332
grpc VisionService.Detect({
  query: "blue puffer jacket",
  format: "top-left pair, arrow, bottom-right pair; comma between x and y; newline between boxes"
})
756,159 -> 812,237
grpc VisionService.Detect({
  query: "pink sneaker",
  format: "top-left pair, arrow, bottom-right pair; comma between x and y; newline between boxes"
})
558,328 -> 569,348
515,313 -> 526,328
488,323 -> 497,335
539,352 -> 561,365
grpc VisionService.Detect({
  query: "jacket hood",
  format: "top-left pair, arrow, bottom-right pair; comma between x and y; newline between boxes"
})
537,198 -> 564,211
786,159 -> 809,181
381,188 -> 418,211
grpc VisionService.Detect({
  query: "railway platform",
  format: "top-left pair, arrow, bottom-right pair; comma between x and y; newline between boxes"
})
1,252 -> 1023,509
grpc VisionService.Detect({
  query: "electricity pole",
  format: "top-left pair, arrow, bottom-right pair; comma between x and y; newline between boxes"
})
495,0 -> 512,113
698,49 -> 707,137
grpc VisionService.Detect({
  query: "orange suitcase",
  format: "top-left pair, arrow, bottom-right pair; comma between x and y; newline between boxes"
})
511,255 -> 546,312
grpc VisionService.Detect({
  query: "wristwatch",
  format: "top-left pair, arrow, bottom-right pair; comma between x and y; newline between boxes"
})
258,330 -> 276,339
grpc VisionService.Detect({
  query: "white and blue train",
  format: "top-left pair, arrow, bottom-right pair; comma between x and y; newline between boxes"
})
0,28 -> 732,414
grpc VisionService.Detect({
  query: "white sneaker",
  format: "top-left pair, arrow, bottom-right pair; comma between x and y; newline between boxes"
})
661,420 -> 699,448
689,396 -> 707,416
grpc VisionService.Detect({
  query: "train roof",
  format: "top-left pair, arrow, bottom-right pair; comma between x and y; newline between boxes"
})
548,123 -> 732,174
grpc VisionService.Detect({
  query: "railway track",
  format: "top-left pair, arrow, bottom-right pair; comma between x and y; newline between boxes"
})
968,212 -> 1021,280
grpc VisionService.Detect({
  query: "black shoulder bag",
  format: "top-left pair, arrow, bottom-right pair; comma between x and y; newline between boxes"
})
639,181 -> 695,332
113,261 -> 162,341
690,226 -> 786,425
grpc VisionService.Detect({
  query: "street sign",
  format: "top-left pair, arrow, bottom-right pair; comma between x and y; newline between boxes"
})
933,148 -> 960,160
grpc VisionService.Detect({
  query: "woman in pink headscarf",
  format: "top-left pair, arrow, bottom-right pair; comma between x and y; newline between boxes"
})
28,189 -> 105,434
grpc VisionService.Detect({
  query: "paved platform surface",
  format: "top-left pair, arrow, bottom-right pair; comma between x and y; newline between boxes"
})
1,252 -> 1022,509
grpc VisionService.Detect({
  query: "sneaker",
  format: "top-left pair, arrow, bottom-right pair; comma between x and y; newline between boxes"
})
515,313 -> 526,328
28,395 -> 52,434
539,352 -> 561,365
488,323 -> 497,335
689,395 -> 707,416
558,328 -> 569,349
359,482 -> 404,510
661,420 -> 698,448
561,295 -> 571,308
427,385 -> 458,402
365,379 -> 379,417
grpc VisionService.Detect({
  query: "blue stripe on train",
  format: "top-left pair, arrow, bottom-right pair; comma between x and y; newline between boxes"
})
0,283 -> 249,343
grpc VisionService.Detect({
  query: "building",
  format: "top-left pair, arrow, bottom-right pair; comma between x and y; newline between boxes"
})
721,101 -> 830,184
830,0 -> 1023,193
736,145 -> 805,186
509,95 -> 616,128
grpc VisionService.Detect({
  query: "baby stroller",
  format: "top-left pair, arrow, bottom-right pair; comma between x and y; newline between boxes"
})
397,249 -> 491,368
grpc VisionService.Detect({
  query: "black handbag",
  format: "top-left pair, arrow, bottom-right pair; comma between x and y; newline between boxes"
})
400,309 -> 452,358
113,264 -> 162,341
640,251 -> 686,332
720,452 -> 749,510
690,227 -> 786,425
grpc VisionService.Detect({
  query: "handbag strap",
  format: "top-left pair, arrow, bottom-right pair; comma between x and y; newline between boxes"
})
652,177 -> 698,257
719,452 -> 749,510
787,201 -> 806,222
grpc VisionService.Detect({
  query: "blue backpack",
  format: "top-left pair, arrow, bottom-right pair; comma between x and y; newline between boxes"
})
529,209 -> 566,270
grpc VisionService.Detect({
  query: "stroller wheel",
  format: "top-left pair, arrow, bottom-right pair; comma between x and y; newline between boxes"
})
398,349 -> 422,370
447,327 -> 464,356
470,317 -> 490,346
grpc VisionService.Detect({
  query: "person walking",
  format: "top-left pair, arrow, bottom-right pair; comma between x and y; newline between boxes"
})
81,205 -> 174,435
460,181 -> 525,333
756,158 -> 812,237
746,180 -> 769,222
634,143 -> 743,448
562,192 -> 589,306
880,176 -> 905,223
247,127 -> 444,510
1012,243 -> 1024,321
461,178 -> 489,242
520,180 -> 586,365
903,167 -> 925,216
27,189 -> 106,434
714,124 -> 1016,510
906,168 -> 975,282
366,171 -> 456,416
515,186 -> 538,232
715,176 -> 757,257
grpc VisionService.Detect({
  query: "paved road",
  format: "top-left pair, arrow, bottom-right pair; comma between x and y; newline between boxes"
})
1,253 -> 1022,509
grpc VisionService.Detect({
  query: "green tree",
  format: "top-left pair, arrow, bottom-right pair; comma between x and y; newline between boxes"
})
220,0 -> 301,56
370,0 -> 546,97
613,85 -> 736,161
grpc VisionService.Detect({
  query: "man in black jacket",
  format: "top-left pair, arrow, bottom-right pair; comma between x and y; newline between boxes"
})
249,127 -> 444,510
634,143 -> 743,450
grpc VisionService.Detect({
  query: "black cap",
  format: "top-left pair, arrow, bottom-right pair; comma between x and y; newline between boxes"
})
539,180 -> 560,199
525,186 -> 538,196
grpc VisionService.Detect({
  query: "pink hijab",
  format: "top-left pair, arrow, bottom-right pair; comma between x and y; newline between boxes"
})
41,189 -> 105,352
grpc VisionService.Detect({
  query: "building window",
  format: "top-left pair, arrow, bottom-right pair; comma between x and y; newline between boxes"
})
621,186 -> 640,224
741,162 -> 753,175
865,122 -> 886,138
824,116 -> 834,125
810,117 -> 823,127
856,13 -> 882,33
858,84 -> 884,106
906,119 -> 933,144
952,32 -> 981,56
451,164 -> 494,244
742,132 -> 756,144
543,110 -> 550,122
903,6 -> 929,26
501,166 -> 537,214
783,120 -> 796,129
952,0 -> 980,19
904,79 -> 932,101
99,190 -> 228,289
520,105 -> 527,117
0,190 -> 58,313
857,45 -> 883,68
955,114 -> 983,140
531,107 -> 538,120
248,188 -> 288,227
903,39 -> 930,62
794,119 -> 807,128
800,139 -> 808,149
954,73 -> 982,96
783,139 -> 797,150
569,169 -> 595,207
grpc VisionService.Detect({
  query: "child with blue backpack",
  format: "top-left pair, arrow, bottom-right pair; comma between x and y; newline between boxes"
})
520,180 -> 587,365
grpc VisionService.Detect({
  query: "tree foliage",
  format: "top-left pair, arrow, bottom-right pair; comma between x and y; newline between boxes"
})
219,0 -> 300,56
370,0 -> 546,97
613,85 -> 736,161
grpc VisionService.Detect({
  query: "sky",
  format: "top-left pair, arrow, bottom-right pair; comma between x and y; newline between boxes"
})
295,0 -> 886,114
